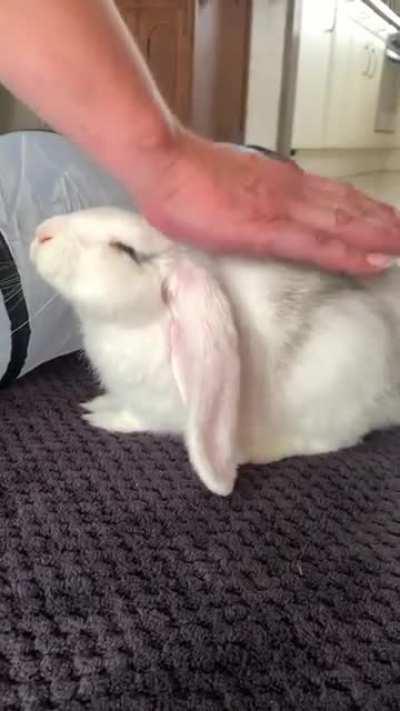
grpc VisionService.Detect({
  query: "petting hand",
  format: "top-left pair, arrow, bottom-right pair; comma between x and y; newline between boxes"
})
135,129 -> 400,274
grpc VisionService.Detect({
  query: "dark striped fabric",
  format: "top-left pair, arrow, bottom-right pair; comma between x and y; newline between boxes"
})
0,230 -> 30,387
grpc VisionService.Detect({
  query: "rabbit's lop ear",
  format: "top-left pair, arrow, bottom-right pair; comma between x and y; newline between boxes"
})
165,259 -> 240,496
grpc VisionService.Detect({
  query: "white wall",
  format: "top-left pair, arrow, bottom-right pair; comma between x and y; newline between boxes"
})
191,1 -> 219,139
245,0 -> 289,149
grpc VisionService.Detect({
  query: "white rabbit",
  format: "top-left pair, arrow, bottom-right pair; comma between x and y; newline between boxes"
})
31,207 -> 400,496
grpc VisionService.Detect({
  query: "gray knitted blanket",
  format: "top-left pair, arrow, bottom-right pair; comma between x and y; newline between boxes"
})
1,354 -> 400,710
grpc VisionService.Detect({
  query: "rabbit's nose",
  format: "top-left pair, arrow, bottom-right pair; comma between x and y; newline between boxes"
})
37,233 -> 54,244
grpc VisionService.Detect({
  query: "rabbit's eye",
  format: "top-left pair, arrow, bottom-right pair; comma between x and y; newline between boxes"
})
113,242 -> 139,263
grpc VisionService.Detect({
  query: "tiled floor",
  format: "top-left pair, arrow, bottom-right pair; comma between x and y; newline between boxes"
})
295,149 -> 400,208
347,171 -> 400,207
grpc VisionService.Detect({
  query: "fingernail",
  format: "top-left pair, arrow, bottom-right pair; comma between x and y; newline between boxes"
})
366,253 -> 393,269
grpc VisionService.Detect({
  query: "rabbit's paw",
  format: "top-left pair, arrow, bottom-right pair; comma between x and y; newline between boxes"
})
80,395 -> 115,413
83,410 -> 144,433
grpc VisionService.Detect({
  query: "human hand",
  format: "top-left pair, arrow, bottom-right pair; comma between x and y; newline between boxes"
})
133,130 -> 400,274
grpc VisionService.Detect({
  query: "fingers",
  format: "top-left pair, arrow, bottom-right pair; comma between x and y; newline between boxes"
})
305,174 -> 400,228
252,219 -> 391,275
348,187 -> 399,225
336,218 -> 400,255
288,198 -> 400,256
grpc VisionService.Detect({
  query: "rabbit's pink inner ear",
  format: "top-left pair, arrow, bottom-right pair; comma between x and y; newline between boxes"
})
166,259 -> 240,496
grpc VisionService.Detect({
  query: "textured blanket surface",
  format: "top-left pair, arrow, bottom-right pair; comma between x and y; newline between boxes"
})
1,355 -> 400,710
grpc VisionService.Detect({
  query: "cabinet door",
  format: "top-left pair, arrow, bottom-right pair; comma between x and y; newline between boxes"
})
116,1 -> 193,123
343,23 -> 386,148
324,3 -> 355,148
325,10 -> 388,149
361,32 -> 393,148
292,0 -> 336,149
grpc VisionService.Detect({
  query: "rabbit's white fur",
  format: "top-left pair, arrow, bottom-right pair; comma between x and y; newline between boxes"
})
31,207 -> 400,495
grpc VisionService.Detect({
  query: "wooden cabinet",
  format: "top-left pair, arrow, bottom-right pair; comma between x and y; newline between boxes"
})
115,0 -> 251,142
117,0 -> 193,123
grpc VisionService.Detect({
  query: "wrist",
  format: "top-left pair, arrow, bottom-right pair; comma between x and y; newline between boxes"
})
118,113 -> 186,205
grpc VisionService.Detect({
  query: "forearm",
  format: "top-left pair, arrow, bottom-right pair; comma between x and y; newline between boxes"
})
0,0 -> 178,196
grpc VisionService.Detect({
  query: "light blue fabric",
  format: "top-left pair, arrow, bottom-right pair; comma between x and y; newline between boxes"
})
0,130 -> 136,380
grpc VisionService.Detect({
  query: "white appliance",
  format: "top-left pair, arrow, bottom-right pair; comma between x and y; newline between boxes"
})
289,0 -> 400,152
